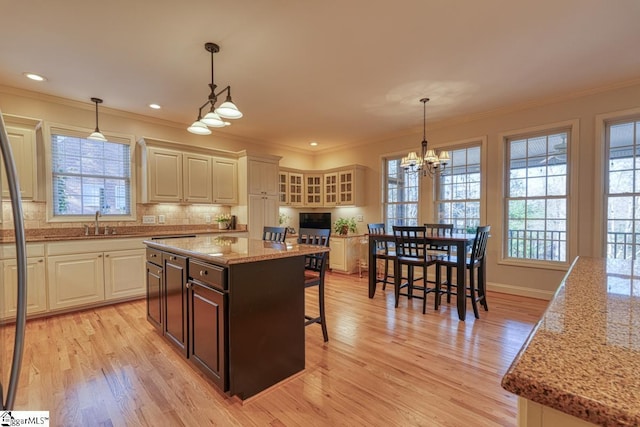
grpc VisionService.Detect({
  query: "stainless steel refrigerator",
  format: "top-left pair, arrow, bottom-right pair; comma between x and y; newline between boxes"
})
0,111 -> 28,410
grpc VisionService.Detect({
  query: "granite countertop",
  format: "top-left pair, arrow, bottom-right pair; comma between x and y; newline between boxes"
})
0,225 -> 248,243
501,256 -> 640,427
145,235 -> 329,265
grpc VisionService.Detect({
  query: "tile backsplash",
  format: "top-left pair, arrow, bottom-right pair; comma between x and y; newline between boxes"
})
1,201 -> 232,230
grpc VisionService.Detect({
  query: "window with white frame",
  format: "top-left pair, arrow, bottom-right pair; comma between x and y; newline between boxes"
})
384,156 -> 419,230
51,133 -> 131,216
605,117 -> 640,260
435,144 -> 481,232
505,129 -> 569,262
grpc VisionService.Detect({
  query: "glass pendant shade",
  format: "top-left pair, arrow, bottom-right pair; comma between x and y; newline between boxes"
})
187,120 -> 212,135
201,111 -> 226,127
215,100 -> 243,119
88,131 -> 107,141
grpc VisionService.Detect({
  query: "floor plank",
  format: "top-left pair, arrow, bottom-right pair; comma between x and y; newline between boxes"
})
13,272 -> 547,426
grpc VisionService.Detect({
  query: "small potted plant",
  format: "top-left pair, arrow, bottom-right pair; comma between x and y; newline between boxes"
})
334,217 -> 357,235
216,213 -> 231,229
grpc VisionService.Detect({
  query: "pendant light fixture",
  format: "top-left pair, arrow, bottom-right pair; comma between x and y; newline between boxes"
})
401,98 -> 450,177
187,42 -> 242,135
88,97 -> 107,141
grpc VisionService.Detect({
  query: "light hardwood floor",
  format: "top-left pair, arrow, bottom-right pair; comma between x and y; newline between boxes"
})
13,272 -> 547,426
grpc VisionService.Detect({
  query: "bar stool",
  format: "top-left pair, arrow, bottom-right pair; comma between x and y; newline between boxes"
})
435,225 -> 491,319
424,223 -> 453,303
298,227 -> 331,342
367,223 -> 395,290
393,225 -> 439,314
263,226 -> 287,242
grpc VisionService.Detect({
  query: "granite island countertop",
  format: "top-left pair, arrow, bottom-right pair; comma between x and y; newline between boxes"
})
501,256 -> 640,427
145,235 -> 329,265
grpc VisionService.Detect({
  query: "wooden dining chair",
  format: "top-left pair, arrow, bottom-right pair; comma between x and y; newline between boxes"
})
367,223 -> 395,290
392,225 -> 439,314
435,225 -> 491,319
262,226 -> 287,242
297,227 -> 331,342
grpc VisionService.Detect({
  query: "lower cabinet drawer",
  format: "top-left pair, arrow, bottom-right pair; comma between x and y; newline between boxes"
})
188,259 -> 227,291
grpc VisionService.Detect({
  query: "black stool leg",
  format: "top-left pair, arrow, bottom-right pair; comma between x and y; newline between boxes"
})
319,279 -> 328,342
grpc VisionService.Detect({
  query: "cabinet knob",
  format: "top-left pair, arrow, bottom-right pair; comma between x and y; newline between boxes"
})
199,270 -> 208,276
170,256 -> 176,261
38,259 -> 43,263
151,254 -> 156,258
98,254 -> 102,258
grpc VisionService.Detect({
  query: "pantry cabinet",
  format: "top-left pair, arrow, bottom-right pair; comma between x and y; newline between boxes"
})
248,159 -> 278,196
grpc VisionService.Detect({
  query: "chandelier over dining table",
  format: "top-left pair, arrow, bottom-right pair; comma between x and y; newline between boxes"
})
401,98 -> 450,177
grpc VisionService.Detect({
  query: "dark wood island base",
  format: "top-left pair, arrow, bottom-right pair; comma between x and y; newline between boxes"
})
144,235 -> 327,400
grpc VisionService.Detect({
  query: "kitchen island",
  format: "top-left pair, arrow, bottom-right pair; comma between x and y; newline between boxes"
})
144,235 -> 329,400
502,257 -> 640,427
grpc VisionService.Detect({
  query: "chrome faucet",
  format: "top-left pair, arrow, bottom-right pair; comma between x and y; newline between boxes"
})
94,210 -> 101,235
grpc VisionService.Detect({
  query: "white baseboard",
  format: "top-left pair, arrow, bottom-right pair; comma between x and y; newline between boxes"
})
487,281 -> 554,300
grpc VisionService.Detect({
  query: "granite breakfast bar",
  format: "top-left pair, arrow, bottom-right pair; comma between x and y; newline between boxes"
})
501,257 -> 640,427
144,235 -> 329,400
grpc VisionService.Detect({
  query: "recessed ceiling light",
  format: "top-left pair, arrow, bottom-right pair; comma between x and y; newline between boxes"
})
23,72 -> 47,82
310,141 -> 318,146
149,103 -> 161,110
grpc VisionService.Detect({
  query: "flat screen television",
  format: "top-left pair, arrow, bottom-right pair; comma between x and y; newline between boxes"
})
299,212 -> 332,230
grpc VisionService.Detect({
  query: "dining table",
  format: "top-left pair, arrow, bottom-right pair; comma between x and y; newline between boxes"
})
367,232 -> 478,321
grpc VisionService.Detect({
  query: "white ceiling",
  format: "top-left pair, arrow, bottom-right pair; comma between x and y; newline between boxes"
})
1,0 -> 639,152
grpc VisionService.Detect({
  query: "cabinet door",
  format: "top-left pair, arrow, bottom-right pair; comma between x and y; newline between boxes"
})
248,160 -> 278,195
48,253 -> 104,310
324,172 -> 338,206
1,126 -> 36,200
248,194 -> 279,240
104,249 -> 146,300
146,261 -> 163,330
212,157 -> 238,204
304,174 -> 323,207
1,257 -> 47,319
183,153 -> 213,203
288,172 -> 304,206
164,252 -> 188,355
147,147 -> 183,202
338,170 -> 354,205
278,172 -> 288,204
329,238 -> 346,271
188,280 -> 227,390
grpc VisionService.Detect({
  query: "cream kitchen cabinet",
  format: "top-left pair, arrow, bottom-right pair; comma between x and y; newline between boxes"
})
183,152 -> 213,203
324,167 -> 365,207
278,170 -> 303,206
278,171 -> 288,204
329,235 -> 362,274
104,249 -> 147,300
248,159 -> 278,196
323,172 -> 338,206
46,238 -> 146,311
48,252 -> 105,310
143,147 -> 213,203
1,123 -> 37,200
212,157 -> 238,204
304,174 -> 323,207
0,243 -> 47,319
248,193 -> 279,240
